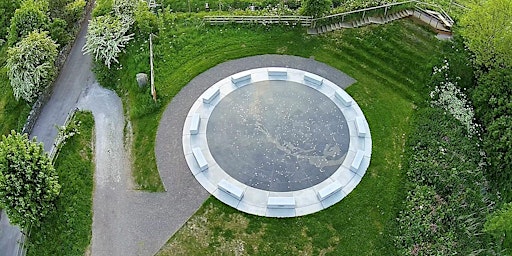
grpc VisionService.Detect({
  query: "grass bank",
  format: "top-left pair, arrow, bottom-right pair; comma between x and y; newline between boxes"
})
107,15 -> 442,253
26,112 -> 94,256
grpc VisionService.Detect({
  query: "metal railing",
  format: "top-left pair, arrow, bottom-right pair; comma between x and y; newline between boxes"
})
48,107 -> 79,162
311,0 -> 454,28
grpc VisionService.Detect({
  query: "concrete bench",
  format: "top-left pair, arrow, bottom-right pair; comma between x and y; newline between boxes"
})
304,73 -> 323,87
267,197 -> 296,209
218,179 -> 244,200
335,89 -> 353,107
189,113 -> 200,135
231,73 -> 251,86
355,117 -> 366,137
350,150 -> 365,172
317,181 -> 343,200
202,88 -> 220,104
268,68 -> 288,78
192,147 -> 208,171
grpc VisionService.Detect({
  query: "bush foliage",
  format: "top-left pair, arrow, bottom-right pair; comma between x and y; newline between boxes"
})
7,0 -> 50,46
0,131 -> 60,229
6,31 -> 58,103
396,107 -> 494,254
395,55 -> 495,254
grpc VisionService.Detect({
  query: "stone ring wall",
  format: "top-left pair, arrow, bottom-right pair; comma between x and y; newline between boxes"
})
182,67 -> 371,217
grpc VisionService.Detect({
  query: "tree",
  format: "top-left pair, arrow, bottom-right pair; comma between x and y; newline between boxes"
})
485,203 -> 512,248
460,0 -> 512,68
471,69 -> 512,200
6,31 -> 58,103
0,131 -> 60,229
134,0 -> 159,37
0,0 -> 22,40
82,15 -> 134,68
300,0 -> 332,18
7,0 -> 50,46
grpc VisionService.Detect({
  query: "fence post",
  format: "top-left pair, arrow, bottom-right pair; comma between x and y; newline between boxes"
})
150,33 -> 157,102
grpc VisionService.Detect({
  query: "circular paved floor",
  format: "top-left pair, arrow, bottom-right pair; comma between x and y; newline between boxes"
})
207,80 -> 350,192
181,67 -> 372,217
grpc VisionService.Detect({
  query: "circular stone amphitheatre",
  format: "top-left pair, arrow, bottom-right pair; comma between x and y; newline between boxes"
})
206,80 -> 350,192
181,64 -> 372,217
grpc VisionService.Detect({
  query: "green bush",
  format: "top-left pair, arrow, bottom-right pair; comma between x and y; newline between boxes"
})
0,0 -> 22,40
50,18 -> 71,46
7,0 -> 50,46
471,69 -> 512,200
64,0 -> 86,25
396,107 -> 495,254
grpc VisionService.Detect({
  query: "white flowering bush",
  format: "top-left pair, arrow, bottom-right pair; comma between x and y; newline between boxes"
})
429,60 -> 479,136
82,15 -> 134,68
83,0 -> 142,69
6,30 -> 58,102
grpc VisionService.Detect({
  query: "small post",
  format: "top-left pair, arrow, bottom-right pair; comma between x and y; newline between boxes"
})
149,33 -> 157,102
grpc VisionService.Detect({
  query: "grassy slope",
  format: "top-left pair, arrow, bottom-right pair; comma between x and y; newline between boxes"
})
122,18 -> 441,254
0,45 -> 31,135
26,112 -> 94,256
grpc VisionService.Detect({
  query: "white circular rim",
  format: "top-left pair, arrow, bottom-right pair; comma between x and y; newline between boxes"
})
183,67 -> 372,217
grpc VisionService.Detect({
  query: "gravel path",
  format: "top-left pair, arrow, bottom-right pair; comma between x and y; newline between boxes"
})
76,83 -> 209,256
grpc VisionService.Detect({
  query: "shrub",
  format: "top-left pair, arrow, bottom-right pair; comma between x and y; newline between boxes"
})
133,0 -> 159,37
7,0 -> 50,46
65,0 -> 87,25
300,0 -> 332,17
471,69 -> 512,200
6,31 -> 58,103
82,14 -> 134,68
0,131 -> 60,229
396,107 -> 494,254
0,0 -> 22,40
49,18 -> 71,46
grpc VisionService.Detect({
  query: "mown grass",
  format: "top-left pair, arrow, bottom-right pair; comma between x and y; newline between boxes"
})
105,16 -> 443,254
0,45 -> 31,135
26,112 -> 94,256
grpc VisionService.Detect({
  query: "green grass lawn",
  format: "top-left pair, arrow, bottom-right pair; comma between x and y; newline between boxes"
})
0,45 -> 31,135
106,13 -> 444,253
114,16 -> 438,193
25,112 -> 94,256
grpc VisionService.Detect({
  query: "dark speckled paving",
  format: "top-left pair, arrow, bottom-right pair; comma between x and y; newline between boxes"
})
207,80 -> 350,192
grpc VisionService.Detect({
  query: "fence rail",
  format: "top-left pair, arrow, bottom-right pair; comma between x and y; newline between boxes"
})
204,15 -> 313,26
204,0 -> 457,30
48,107 -> 78,162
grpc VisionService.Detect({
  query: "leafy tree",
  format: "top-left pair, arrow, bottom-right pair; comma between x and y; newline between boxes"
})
472,69 -> 512,126
460,0 -> 512,68
134,0 -> 159,37
64,0 -> 87,25
485,203 -> 512,248
0,131 -> 60,229
7,0 -> 50,46
82,15 -> 134,68
0,0 -> 22,40
49,18 -> 70,46
472,69 -> 512,199
92,0 -> 114,17
6,31 -> 59,103
300,0 -> 332,18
